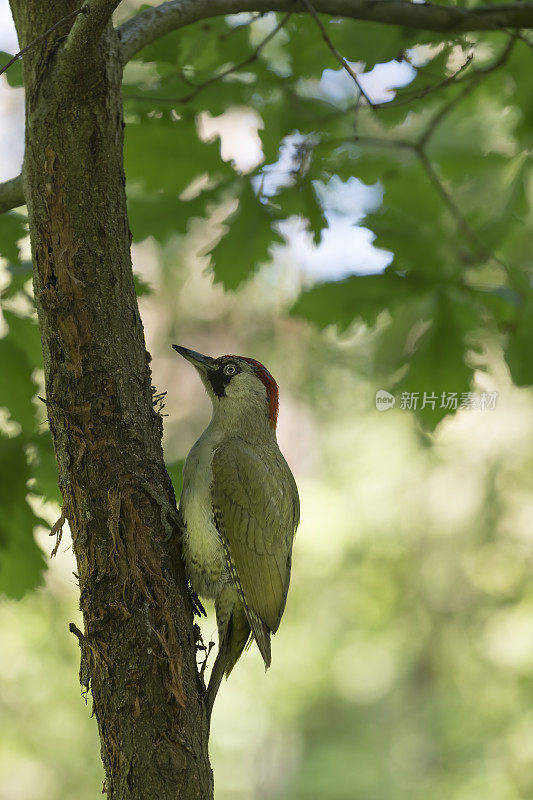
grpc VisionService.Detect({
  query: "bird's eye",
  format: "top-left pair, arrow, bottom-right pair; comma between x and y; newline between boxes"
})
224,364 -> 236,376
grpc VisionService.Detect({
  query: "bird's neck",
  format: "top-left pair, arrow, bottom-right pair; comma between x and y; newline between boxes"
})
207,396 -> 275,444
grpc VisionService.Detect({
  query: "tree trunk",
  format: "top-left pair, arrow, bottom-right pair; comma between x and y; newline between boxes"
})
8,2 -> 213,797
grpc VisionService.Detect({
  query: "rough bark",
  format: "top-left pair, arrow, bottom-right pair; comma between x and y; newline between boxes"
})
7,2 -> 212,798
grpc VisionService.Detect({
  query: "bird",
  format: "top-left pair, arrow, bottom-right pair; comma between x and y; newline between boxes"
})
172,345 -> 300,715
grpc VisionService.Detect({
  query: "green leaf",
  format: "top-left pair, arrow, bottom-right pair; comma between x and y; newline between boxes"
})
123,70 -> 252,118
0,433 -> 46,599
124,115 -> 225,195
0,51 -> 23,87
30,432 -> 61,506
118,14 -> 533,406
294,276 -> 480,427
330,19 -> 417,71
208,181 -> 283,289
283,17 -> 336,80
133,275 -> 153,296
128,186 -> 221,244
505,42 -> 533,147
3,310 -> 42,371
1,261 -> 32,300
0,212 -> 27,263
128,191 -> 183,244
275,178 -> 327,244
363,157 -> 461,277
474,285 -> 520,328
321,141 -> 365,182
377,44 -> 465,126
326,146 -> 407,191
0,332 -> 37,431
256,89 -> 302,163
393,290 -> 480,428
292,270 -> 417,331
136,16 -> 252,70
505,290 -> 533,387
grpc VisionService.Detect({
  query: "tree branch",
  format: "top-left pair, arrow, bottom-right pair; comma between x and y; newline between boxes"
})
415,147 -> 503,268
301,0 -> 374,107
60,0 -> 123,72
0,7 -> 88,79
372,52 -> 474,110
322,31 -> 515,272
348,133 -> 507,269
0,175 -> 24,214
124,10 -> 292,105
118,0 -> 533,63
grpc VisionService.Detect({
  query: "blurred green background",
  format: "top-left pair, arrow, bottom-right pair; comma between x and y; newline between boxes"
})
2,238 -> 533,799
1,1 -> 533,797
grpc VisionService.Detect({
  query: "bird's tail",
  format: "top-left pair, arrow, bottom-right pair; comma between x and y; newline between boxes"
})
245,606 -> 271,669
206,634 -> 228,717
207,598 -> 252,715
225,601 -> 252,677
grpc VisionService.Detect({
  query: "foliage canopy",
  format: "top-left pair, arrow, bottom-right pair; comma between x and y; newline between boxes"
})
0,8 -> 531,597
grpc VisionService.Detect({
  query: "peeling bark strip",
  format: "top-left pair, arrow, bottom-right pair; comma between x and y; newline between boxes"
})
8,2 -> 212,798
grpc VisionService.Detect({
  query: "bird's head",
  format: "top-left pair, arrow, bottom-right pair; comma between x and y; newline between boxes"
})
173,345 -> 279,429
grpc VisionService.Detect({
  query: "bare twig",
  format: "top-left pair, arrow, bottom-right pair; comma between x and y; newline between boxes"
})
118,1 -> 533,65
69,622 -> 85,642
400,140 -> 506,270
301,0 -> 374,108
323,130 -> 506,270
418,78 -> 480,150
418,36 -> 516,149
405,31 -> 516,111
0,7 -> 88,79
416,147 -> 506,268
351,135 -> 416,152
123,11 -> 291,105
373,53 -> 474,111
469,32 -> 519,75
177,10 -> 291,102
0,175 -> 24,214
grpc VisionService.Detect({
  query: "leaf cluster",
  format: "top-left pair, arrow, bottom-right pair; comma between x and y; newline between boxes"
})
1,9 -> 532,596
0,218 -> 52,597
121,14 -> 533,429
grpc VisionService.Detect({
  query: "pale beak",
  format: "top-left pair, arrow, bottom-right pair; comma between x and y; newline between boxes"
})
172,345 -> 216,373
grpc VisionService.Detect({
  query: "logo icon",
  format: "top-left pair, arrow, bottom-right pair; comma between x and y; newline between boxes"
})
375,390 -> 395,411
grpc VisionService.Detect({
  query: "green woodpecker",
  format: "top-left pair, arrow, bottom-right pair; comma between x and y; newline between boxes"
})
173,345 -> 300,714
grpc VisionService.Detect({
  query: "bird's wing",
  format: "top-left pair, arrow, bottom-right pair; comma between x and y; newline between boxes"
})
211,438 -> 299,649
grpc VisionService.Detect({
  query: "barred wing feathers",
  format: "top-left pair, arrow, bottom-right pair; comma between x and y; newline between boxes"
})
211,439 -> 299,663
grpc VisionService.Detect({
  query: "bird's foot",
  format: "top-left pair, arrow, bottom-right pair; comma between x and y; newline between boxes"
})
189,585 -> 207,617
